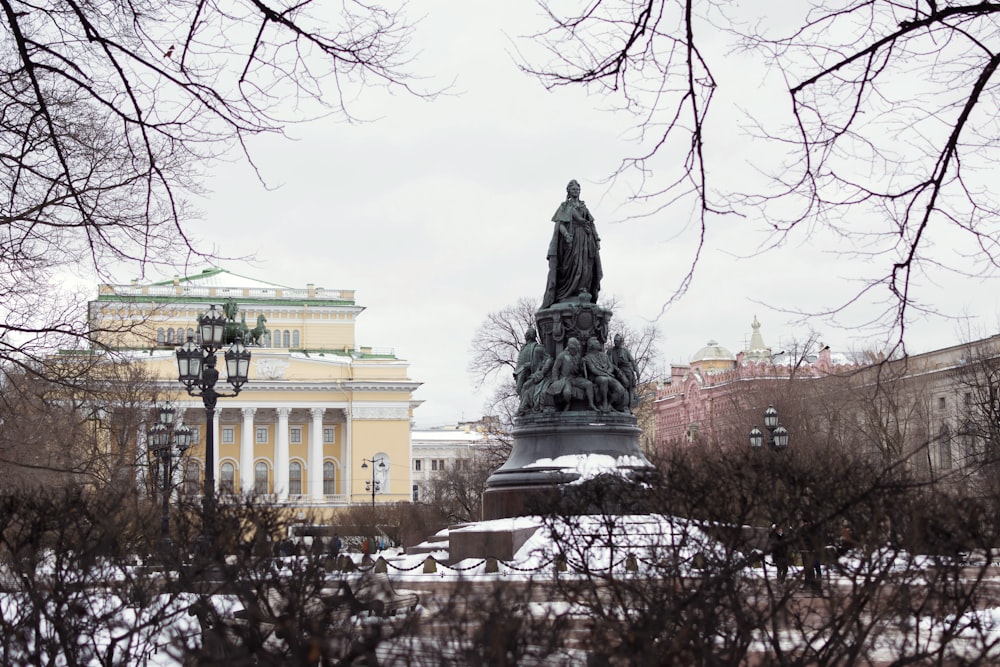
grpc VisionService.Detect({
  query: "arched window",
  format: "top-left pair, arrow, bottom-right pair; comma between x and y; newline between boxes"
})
185,461 -> 201,496
272,330 -> 282,347
186,327 -> 195,342
292,330 -> 300,348
220,462 -> 235,494
254,461 -> 269,495
283,330 -> 290,347
323,461 -> 336,495
157,328 -> 165,345
289,462 -> 302,496
264,331 -> 272,347
167,328 -> 176,344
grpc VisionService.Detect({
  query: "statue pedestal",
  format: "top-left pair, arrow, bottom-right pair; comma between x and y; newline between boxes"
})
482,411 -> 655,520
535,300 -> 612,362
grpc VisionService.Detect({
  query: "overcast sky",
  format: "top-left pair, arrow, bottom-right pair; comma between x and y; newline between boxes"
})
113,2 -> 1000,427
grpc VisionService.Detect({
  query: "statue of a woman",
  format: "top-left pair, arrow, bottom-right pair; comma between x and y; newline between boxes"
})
542,179 -> 603,308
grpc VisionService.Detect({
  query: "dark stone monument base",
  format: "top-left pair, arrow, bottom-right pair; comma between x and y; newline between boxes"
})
482,411 -> 654,520
448,521 -> 541,562
482,484 -> 562,523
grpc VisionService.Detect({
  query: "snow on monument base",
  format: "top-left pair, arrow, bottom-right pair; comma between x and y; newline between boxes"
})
482,411 -> 656,520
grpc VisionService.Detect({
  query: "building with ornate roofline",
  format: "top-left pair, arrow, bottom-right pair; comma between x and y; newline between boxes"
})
88,267 -> 421,511
654,319 -> 855,448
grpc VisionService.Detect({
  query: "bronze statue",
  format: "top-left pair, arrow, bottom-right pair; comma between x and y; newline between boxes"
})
546,337 -> 598,412
583,337 -> 628,413
516,343 -> 553,415
222,299 -> 239,322
222,299 -> 246,344
542,179 -> 603,308
514,328 -> 541,397
609,333 -> 639,412
249,314 -> 268,346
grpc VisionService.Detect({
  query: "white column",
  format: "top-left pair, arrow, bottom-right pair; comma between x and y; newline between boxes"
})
309,408 -> 324,501
275,408 -> 290,500
240,407 -> 256,494
345,410 -> 353,503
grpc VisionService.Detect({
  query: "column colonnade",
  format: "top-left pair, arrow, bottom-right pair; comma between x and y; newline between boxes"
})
177,403 -> 345,503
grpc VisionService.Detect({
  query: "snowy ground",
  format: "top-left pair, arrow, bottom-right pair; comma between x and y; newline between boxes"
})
7,513 -> 1000,664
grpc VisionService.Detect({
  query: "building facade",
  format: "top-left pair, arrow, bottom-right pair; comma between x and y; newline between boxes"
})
654,317 -> 1000,485
409,418 -> 499,502
653,318 -> 855,448
88,268 -> 421,510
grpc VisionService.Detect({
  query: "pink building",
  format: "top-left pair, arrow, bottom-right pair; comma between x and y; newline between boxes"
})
653,318 -> 854,449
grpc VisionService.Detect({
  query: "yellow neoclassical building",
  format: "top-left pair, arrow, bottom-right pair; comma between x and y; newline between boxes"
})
88,267 -> 421,510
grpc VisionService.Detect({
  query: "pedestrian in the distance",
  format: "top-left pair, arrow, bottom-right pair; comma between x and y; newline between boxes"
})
331,532 -> 342,559
769,523 -> 790,583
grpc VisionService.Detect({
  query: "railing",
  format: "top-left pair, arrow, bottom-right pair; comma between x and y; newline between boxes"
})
179,492 -> 349,504
99,284 -> 354,301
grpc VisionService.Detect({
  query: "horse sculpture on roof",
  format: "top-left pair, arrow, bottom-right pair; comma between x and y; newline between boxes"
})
249,314 -> 268,346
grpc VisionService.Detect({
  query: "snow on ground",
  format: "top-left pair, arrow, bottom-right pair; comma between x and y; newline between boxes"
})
383,514 -> 731,579
9,514 -> 1000,664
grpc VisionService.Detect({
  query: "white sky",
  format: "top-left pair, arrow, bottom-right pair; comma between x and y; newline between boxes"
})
111,2 -> 1000,427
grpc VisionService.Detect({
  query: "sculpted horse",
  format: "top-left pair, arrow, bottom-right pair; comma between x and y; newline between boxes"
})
249,314 -> 268,346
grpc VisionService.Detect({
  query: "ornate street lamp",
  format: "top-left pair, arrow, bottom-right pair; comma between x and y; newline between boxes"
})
749,404 -> 790,525
148,406 -> 192,547
175,304 -> 251,546
749,404 -> 789,451
361,457 -> 386,509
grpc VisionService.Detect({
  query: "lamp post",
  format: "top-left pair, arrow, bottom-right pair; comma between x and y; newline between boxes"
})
147,406 -> 192,547
749,405 -> 789,452
749,404 -> 790,523
361,457 -> 386,509
175,304 -> 251,547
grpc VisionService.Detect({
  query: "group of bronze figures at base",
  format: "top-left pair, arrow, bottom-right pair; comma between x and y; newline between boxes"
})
514,329 -> 638,416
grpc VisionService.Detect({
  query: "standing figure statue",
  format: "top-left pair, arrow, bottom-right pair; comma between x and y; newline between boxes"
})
609,333 -> 639,413
514,328 -> 541,397
546,337 -> 598,412
222,298 -> 244,344
542,179 -> 603,308
583,337 -> 628,413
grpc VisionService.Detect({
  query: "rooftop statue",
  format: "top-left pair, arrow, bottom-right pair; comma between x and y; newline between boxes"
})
542,180 -> 603,308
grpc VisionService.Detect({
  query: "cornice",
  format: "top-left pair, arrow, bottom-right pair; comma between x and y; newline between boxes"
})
197,380 -> 421,393
151,378 -> 419,393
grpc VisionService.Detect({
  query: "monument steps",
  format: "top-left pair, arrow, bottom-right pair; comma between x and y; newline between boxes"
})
403,530 -> 451,556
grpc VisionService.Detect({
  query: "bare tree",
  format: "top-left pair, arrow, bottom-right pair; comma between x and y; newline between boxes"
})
0,355 -> 163,491
537,440 -> 1000,665
521,1 -> 1000,343
0,0 -> 426,372
422,455 -> 493,523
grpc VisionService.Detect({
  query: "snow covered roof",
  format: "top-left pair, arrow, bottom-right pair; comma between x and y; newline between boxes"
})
411,429 -> 487,445
151,267 -> 291,290
691,340 -> 736,363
